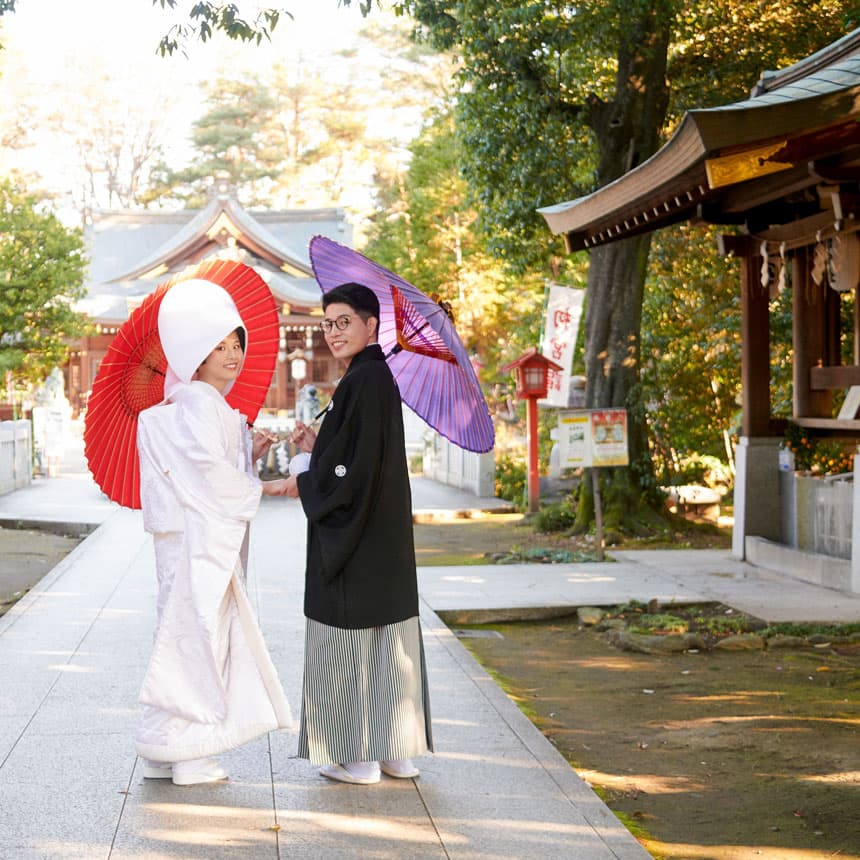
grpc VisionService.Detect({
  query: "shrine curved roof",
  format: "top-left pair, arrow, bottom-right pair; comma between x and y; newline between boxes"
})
82,192 -> 350,322
539,29 -> 860,251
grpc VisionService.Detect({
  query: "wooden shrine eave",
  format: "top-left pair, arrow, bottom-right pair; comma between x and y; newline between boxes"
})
539,74 -> 860,252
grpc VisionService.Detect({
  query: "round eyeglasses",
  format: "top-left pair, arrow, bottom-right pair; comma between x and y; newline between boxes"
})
319,314 -> 353,333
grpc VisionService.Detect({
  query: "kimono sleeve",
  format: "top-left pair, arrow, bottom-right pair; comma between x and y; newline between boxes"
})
296,369 -> 387,583
137,407 -> 184,534
173,390 -> 262,523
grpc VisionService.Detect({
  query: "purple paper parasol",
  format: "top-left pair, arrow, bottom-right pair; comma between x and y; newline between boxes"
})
309,235 -> 495,454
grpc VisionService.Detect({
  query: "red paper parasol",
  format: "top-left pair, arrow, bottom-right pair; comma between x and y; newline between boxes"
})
309,235 -> 494,453
83,260 -> 280,509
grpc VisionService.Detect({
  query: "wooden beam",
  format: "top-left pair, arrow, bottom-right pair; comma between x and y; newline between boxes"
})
855,280 -> 860,365
748,210 -> 833,244
717,162 -> 817,215
697,204 -> 746,225
793,246 -> 833,418
826,283 -> 841,367
740,250 -> 771,435
718,233 -> 755,258
809,365 -> 860,390
793,416 -> 860,431
809,159 -> 860,183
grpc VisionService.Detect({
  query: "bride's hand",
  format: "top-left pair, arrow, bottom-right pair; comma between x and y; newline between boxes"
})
252,429 -> 279,461
261,478 -> 290,496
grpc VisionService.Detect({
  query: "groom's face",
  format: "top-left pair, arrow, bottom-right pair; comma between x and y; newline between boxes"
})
322,302 -> 378,366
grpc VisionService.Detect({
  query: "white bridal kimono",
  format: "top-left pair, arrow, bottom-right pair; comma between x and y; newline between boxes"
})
134,380 -> 291,763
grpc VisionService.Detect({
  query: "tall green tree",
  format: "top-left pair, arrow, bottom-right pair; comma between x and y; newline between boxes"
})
144,76 -> 281,208
364,111 -> 547,390
0,180 -> 88,385
391,0 -> 855,527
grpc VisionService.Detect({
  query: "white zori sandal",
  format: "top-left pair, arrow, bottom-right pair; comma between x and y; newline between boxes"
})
142,759 -> 173,779
319,761 -> 381,785
171,758 -> 228,786
380,759 -> 419,778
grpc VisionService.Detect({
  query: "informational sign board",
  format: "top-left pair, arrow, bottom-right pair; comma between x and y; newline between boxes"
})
557,411 -> 591,467
558,408 -> 629,468
540,284 -> 584,407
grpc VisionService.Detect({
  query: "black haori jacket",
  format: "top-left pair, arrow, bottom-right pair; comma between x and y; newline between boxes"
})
297,344 -> 419,629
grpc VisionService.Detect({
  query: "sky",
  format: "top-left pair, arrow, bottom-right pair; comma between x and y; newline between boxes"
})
0,0 -> 414,220
2,0 -> 370,84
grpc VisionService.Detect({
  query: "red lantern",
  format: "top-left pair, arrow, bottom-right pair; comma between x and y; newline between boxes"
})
502,347 -> 561,400
501,348 -> 563,512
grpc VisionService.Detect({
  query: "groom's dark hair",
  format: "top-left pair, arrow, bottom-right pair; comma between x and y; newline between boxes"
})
323,282 -> 380,323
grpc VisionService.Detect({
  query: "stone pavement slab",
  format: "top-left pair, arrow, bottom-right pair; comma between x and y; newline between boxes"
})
0,497 -> 650,860
3,427 -> 858,858
418,549 -> 860,624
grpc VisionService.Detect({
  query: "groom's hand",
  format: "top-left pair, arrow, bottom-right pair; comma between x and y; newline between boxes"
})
261,479 -> 290,496
284,476 -> 300,498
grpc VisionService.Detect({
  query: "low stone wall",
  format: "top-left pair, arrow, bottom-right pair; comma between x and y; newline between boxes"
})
0,420 -> 32,496
422,433 -> 495,497
745,535 -> 853,592
794,473 -> 853,559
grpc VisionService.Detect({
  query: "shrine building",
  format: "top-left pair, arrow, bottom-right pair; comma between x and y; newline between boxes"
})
540,29 -> 860,593
66,180 -> 351,417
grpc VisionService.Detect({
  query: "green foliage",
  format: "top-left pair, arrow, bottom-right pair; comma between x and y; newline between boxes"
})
393,1 -> 857,449
783,422 -> 854,475
760,621 -> 860,639
142,76 -> 281,207
673,454 -> 733,491
396,0 -> 604,273
768,282 -> 795,417
0,181 -> 88,383
629,613 -> 689,634
363,111 -> 552,393
534,501 -> 576,534
382,1 -> 856,533
144,13 -> 450,215
496,546 -> 600,564
692,614 -> 749,636
642,223 -> 741,477
668,1 -> 857,117
494,452 -> 526,510
153,2 -> 286,56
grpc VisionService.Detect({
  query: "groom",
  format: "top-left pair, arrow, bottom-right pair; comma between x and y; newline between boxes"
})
285,282 -> 433,784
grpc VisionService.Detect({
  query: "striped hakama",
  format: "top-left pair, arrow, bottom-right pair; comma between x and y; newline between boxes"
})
298,616 -> 433,765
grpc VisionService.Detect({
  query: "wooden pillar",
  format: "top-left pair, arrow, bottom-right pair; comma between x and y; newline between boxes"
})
719,234 -> 771,436
854,281 -> 860,365
825,277 -> 841,367
792,246 -> 833,418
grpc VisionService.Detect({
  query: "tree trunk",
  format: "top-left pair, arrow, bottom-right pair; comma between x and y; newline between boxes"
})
576,5 -> 672,529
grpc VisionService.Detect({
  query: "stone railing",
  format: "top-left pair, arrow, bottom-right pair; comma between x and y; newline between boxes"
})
422,432 -> 495,497
0,420 -> 32,496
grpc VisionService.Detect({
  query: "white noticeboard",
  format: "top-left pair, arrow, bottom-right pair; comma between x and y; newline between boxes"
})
558,408 -> 629,468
